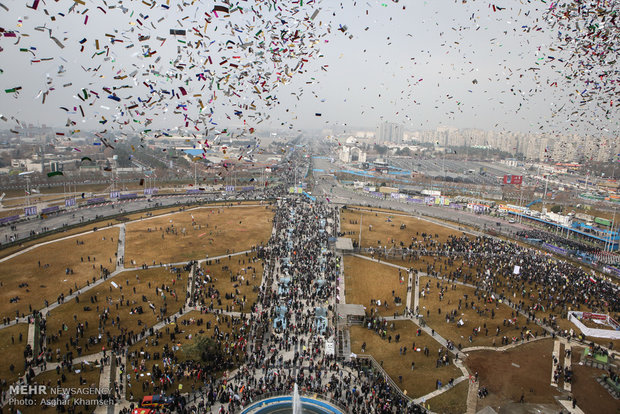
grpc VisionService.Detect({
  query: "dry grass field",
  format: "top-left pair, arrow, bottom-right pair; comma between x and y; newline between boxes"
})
342,206 -> 619,350
124,206 -> 273,265
415,255 -> 620,349
424,379 -> 468,414
340,207 -> 460,250
0,323 -> 30,389
465,339 -> 562,412
570,350 -> 620,414
126,311 -> 244,401
0,208 -> 23,218
9,362 -> 101,414
0,228 -> 118,319
1,194 -> 66,208
418,276 -> 532,348
45,266 -> 188,358
197,253 -> 264,313
343,256 -> 407,317
350,320 -> 462,398
0,223 -> 119,260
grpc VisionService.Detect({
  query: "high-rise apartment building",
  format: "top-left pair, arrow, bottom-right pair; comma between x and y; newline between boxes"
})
378,122 -> 404,144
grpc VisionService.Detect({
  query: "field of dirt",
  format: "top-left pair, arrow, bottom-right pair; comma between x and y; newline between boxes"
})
465,339 -> 562,412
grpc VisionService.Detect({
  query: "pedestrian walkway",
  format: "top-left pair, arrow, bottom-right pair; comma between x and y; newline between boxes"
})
564,344 -> 572,392
116,223 -> 125,269
351,253 -> 408,270
337,251 -> 346,305
413,270 -> 420,314
413,375 -> 468,405
27,321 -> 35,353
461,335 -> 548,353
405,269 -> 413,313
98,357 -> 113,395
558,399 -> 585,414
551,339 -> 561,387
466,378 -> 479,414
410,317 -> 467,360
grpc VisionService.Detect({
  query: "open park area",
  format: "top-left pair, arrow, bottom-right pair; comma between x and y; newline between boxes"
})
124,205 -> 273,265
340,205 -> 620,414
0,199 -> 617,414
0,202 -> 273,413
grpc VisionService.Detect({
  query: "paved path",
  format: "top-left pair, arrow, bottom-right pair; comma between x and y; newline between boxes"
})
413,375 -> 468,405
405,270 -> 413,313
98,357 -> 113,395
558,399 -> 585,414
27,321 -> 35,353
413,270 -> 420,314
552,339 -> 561,387
350,253 -> 408,270
337,251 -> 346,305
461,334 -> 549,353
116,224 -> 125,269
465,378 -> 479,414
564,344 -> 572,393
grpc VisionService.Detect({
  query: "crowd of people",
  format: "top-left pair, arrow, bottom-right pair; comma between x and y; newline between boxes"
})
172,198 -> 427,413
2,182 -> 620,414
516,229 -> 598,253
368,231 -> 619,320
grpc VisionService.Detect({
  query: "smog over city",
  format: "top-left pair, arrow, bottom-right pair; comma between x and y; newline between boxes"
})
0,2 -> 618,414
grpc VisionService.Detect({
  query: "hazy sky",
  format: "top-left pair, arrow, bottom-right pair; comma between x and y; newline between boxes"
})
0,0 -> 617,138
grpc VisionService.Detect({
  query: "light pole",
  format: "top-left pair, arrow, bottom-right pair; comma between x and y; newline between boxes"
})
607,207 -> 616,252
25,176 -> 31,207
358,212 -> 363,250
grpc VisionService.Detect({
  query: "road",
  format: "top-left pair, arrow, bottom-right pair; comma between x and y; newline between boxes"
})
311,156 -> 528,236
0,193 -> 249,245
1,153 -> 529,248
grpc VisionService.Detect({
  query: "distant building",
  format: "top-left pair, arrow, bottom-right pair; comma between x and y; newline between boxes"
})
378,122 -> 403,144
338,137 -> 367,163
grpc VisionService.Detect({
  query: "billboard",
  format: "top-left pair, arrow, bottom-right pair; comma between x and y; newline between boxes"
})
503,175 -> 523,185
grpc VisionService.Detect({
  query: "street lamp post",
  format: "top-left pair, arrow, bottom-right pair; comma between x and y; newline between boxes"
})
25,176 -> 31,207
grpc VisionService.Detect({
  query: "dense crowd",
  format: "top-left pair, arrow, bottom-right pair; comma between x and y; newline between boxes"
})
3,184 -> 619,414
372,231 -> 619,319
516,229 -> 598,253
174,198 -> 427,413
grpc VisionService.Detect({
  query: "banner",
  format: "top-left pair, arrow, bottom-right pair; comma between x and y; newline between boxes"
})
582,312 -> 607,321
24,206 -> 37,216
503,175 -> 523,185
